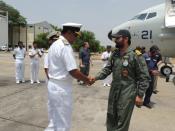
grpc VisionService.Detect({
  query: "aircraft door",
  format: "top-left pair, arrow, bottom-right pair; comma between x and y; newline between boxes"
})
165,0 -> 175,27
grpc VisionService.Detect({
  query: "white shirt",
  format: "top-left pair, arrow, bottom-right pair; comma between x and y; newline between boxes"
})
101,51 -> 111,66
48,36 -> 77,82
13,47 -> 26,59
29,48 -> 42,60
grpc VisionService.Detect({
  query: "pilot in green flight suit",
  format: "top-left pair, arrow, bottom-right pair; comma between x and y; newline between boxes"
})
95,30 -> 150,131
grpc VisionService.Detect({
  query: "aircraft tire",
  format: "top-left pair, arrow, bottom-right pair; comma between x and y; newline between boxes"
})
173,77 -> 175,86
160,65 -> 173,76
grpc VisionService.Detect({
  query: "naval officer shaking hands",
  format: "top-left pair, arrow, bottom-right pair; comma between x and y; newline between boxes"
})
45,22 -> 95,131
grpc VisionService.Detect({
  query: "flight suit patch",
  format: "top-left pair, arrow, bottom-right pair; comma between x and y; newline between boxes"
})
122,55 -> 129,77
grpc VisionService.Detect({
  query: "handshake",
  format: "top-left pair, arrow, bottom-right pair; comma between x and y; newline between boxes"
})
84,77 -> 96,86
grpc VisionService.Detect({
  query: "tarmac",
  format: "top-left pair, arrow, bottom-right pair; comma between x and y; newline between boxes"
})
0,52 -> 175,131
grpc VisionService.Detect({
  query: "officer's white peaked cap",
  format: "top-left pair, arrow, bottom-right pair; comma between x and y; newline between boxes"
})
62,22 -> 82,36
62,22 -> 82,28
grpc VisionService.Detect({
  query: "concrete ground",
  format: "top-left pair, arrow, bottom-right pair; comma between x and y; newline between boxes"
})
0,52 -> 175,131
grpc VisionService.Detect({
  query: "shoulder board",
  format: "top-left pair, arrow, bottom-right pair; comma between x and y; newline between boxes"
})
135,50 -> 142,56
62,39 -> 69,45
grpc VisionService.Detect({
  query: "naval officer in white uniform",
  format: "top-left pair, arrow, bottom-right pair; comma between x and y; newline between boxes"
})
44,31 -> 60,80
46,23 -> 94,131
29,41 -> 42,84
13,41 -> 26,84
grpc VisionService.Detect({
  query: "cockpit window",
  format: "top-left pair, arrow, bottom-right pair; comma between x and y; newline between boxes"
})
137,13 -> 147,20
130,13 -> 147,20
146,12 -> 157,19
130,15 -> 139,20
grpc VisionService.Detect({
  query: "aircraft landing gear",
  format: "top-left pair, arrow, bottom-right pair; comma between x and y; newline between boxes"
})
173,77 -> 175,86
160,57 -> 174,82
160,65 -> 173,76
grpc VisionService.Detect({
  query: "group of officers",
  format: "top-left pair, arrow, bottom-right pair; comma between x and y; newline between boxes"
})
13,41 -> 43,84
13,22 -> 162,131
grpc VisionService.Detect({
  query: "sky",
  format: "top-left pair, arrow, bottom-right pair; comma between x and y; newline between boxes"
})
3,0 -> 164,46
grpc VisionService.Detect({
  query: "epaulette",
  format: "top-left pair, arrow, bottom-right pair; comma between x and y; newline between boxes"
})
135,50 -> 142,56
45,50 -> 48,53
62,39 -> 69,45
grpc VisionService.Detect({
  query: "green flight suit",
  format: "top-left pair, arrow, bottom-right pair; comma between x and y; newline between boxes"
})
95,48 -> 150,131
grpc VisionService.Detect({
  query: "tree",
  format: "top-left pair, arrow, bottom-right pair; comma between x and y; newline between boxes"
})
50,24 -> 62,32
73,30 -> 102,52
0,1 -> 27,25
34,33 -> 49,49
34,29 -> 105,53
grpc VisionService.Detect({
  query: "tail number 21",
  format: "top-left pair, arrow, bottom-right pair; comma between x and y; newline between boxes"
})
141,30 -> 152,39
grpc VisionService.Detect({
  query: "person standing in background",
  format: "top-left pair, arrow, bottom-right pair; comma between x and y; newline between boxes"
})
152,45 -> 162,94
143,46 -> 160,108
44,31 -> 60,131
78,42 -> 92,85
44,31 -> 60,80
101,45 -> 112,87
13,41 -> 26,84
29,41 -> 42,84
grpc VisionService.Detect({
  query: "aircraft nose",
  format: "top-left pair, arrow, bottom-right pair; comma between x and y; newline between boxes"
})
108,30 -> 112,40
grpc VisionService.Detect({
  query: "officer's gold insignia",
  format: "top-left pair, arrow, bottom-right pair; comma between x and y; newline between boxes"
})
135,50 -> 142,56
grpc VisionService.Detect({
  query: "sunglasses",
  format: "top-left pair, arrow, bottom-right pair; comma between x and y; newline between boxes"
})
70,32 -> 78,37
74,33 -> 78,37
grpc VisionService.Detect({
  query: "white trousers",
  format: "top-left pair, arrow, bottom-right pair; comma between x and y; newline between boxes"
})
45,79 -> 54,131
102,63 -> 112,84
153,75 -> 158,91
30,60 -> 39,82
103,74 -> 112,84
15,59 -> 25,81
46,79 -> 72,131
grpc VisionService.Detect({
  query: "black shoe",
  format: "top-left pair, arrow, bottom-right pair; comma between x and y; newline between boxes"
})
143,103 -> 152,109
153,90 -> 159,94
136,105 -> 142,108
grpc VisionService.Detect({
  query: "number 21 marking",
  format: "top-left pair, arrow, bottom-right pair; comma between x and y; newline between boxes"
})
141,30 -> 152,39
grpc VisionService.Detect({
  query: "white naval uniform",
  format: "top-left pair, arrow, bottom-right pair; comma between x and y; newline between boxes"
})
13,47 -> 26,82
44,52 -> 49,70
44,51 -> 49,80
46,36 -> 77,131
44,51 -> 54,131
29,48 -> 42,83
101,51 -> 112,85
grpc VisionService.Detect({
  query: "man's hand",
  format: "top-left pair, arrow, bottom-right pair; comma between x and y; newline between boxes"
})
80,64 -> 85,68
85,77 -> 96,86
69,69 -> 95,86
151,70 -> 159,76
135,96 -> 143,107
